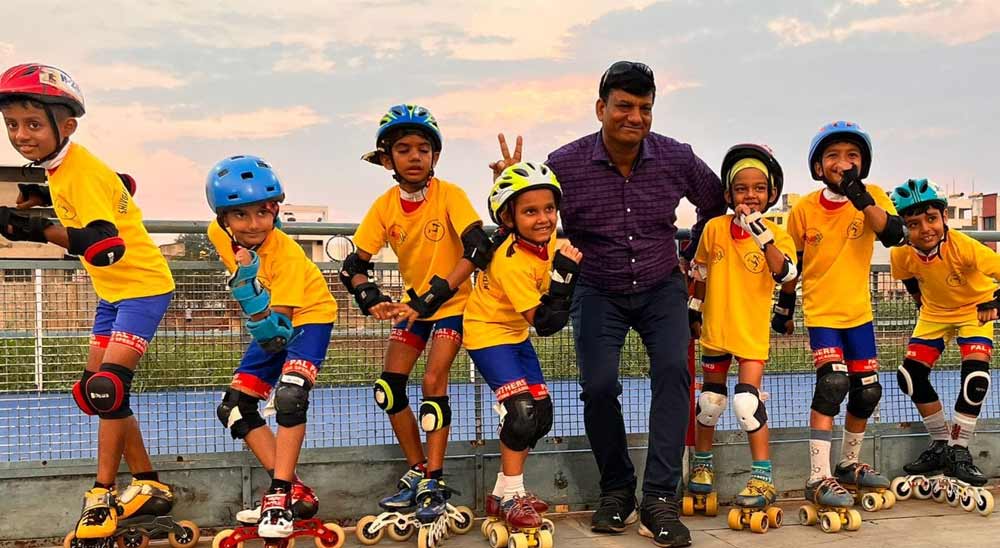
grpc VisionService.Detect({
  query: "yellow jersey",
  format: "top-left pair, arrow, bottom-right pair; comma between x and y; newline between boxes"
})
353,178 -> 480,321
47,143 -> 174,301
890,229 -> 1000,324
694,215 -> 796,360
208,221 -> 337,326
464,234 -> 558,350
787,185 -> 896,328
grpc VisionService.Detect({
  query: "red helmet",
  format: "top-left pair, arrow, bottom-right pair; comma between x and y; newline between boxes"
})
0,63 -> 85,116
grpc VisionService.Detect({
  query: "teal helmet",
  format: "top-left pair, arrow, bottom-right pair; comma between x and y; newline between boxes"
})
890,178 -> 947,216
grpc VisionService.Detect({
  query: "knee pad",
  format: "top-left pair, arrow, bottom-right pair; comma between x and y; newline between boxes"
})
811,362 -> 849,417
896,359 -> 938,404
497,393 -> 545,451
86,363 -> 134,419
419,396 -> 452,432
275,373 -> 312,428
374,372 -> 410,415
955,359 -> 990,417
533,395 -> 554,444
216,388 -> 266,439
73,370 -> 98,416
732,383 -> 767,433
846,373 -> 882,420
695,383 -> 728,427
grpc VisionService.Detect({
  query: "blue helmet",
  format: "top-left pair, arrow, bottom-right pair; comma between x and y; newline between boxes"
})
808,121 -> 873,181
205,155 -> 284,214
363,103 -> 442,165
891,178 -> 947,216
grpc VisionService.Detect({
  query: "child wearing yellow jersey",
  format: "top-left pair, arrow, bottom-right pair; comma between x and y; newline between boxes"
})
467,162 -> 581,543
888,178 -> 999,494
686,145 -> 796,520
0,64 -> 177,538
777,121 -> 906,513
206,155 -> 337,538
343,104 -> 495,530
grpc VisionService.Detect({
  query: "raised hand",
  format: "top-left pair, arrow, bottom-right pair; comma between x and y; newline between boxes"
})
488,133 -> 523,180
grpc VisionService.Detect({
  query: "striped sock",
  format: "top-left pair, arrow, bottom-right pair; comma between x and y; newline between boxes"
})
693,451 -> 714,469
751,460 -> 772,484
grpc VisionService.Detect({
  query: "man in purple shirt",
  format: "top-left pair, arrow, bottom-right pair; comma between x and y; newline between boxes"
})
491,61 -> 724,547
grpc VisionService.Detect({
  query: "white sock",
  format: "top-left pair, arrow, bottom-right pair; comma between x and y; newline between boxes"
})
921,409 -> 951,441
502,474 -> 524,503
809,431 -> 832,483
491,473 -> 505,498
839,429 -> 865,466
949,413 -> 978,448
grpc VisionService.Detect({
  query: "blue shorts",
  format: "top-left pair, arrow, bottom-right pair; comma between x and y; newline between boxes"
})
90,292 -> 173,355
807,321 -> 878,373
391,314 -> 463,351
233,323 -> 333,398
468,340 -> 548,401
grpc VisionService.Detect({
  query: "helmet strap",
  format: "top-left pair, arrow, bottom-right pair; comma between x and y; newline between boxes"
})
30,104 -> 69,168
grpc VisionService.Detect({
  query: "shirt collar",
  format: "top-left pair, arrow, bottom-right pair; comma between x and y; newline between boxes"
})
590,131 -> 654,168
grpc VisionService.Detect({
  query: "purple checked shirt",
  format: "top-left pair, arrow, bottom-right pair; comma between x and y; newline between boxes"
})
546,131 -> 726,294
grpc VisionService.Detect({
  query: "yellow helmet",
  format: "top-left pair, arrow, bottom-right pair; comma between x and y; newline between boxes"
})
487,162 -> 561,225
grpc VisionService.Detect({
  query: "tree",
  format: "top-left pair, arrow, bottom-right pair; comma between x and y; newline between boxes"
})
173,233 -> 219,260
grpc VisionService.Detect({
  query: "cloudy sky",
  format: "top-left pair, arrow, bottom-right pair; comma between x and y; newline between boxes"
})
1,0 -> 997,227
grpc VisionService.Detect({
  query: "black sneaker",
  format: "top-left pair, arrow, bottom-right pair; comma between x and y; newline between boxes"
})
945,445 -> 988,486
638,495 -> 691,548
903,439 -> 947,475
590,488 -> 638,533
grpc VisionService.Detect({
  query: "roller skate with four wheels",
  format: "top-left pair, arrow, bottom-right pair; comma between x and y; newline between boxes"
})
835,461 -> 895,512
941,445 -> 994,516
64,482 -> 201,548
412,478 -> 475,548
798,477 -> 862,533
727,478 -> 782,534
485,495 -> 553,548
481,494 -> 554,539
681,463 -> 717,517
355,468 -> 424,545
890,439 -> 948,502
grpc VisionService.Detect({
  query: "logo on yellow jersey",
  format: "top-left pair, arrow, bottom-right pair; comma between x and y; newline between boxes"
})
55,196 -> 77,221
846,218 -> 864,240
423,219 -> 445,242
805,228 -> 823,246
388,224 -> 408,245
711,245 -> 725,264
743,251 -> 766,274
947,271 -> 967,287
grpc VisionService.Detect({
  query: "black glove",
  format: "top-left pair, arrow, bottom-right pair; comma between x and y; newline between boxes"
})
839,166 -> 875,211
0,207 -> 52,242
548,251 -> 581,300
771,291 -> 796,334
977,289 -> 1000,313
407,275 -> 457,318
17,183 -> 53,206
353,282 -> 392,316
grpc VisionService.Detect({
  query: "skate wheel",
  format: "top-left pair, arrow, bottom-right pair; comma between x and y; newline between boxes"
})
960,489 -> 977,512
881,490 -> 896,510
315,523 -> 345,548
798,505 -> 817,526
481,519 -> 493,539
448,506 -> 475,535
488,523 -> 508,548
948,484 -> 962,507
890,477 -> 912,500
168,520 -> 200,548
63,531 -> 78,548
681,495 -> 695,516
117,530 -> 150,548
976,489 -> 994,516
540,518 -> 555,535
507,532 -> 529,548
705,492 -> 719,516
749,512 -> 768,534
819,512 -> 840,533
766,506 -> 783,529
212,530 -> 242,548
845,509 -> 862,531
727,509 -> 743,531
914,477 -> 933,499
861,492 -> 882,512
387,522 -> 414,542
538,529 -> 554,548
355,516 -> 384,545
932,480 -> 947,503
417,528 -> 431,548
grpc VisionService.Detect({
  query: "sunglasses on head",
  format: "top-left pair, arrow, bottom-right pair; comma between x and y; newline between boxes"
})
599,61 -> 654,95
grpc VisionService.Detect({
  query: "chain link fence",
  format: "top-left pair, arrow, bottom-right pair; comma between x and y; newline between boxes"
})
1,227 -> 998,462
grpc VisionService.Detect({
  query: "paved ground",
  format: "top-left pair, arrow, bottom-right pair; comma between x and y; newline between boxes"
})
333,489 -> 997,548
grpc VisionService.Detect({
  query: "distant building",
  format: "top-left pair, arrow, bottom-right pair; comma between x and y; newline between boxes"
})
281,203 -> 330,262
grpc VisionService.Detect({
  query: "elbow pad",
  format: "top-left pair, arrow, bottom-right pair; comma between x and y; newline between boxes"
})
534,294 -> 570,336
67,220 -> 126,266
339,252 -> 375,294
771,255 -> 798,284
117,173 -> 137,197
901,277 -> 920,296
877,214 -> 906,248
461,225 -> 499,271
